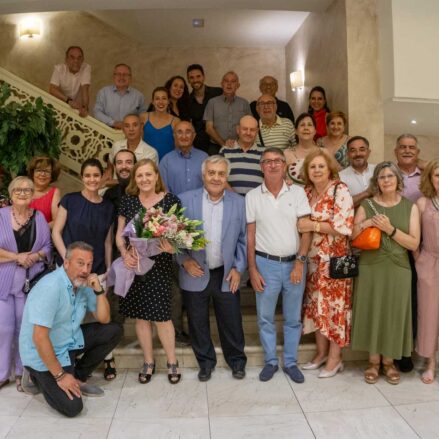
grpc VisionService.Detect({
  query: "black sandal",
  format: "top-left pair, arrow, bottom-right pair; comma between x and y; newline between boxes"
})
167,361 -> 181,384
104,358 -> 117,381
138,362 -> 155,384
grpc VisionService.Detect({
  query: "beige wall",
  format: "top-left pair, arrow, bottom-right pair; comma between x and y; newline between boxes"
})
0,11 -> 286,109
285,0 -> 349,117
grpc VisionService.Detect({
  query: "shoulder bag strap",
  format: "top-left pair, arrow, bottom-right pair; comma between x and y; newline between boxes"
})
258,130 -> 265,148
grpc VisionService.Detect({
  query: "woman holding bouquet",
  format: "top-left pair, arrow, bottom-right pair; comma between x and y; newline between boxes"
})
116,158 -> 182,384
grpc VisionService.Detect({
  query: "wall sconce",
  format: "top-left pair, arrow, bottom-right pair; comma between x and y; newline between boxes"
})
19,17 -> 42,40
290,70 -> 304,91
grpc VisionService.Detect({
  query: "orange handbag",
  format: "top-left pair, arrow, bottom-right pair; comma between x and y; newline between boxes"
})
351,226 -> 381,250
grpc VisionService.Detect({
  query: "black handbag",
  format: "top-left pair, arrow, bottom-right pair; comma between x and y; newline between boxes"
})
328,183 -> 359,279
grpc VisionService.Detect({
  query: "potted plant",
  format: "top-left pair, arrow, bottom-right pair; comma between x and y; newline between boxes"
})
0,82 -> 61,198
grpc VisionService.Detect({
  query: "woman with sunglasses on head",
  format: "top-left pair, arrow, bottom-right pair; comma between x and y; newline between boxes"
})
0,177 -> 51,392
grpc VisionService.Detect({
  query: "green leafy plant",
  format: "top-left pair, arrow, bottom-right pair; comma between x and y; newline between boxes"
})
0,82 -> 61,185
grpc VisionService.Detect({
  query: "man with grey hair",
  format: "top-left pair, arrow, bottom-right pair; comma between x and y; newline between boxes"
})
19,241 -> 122,417
93,63 -> 147,129
177,155 -> 247,381
204,71 -> 251,155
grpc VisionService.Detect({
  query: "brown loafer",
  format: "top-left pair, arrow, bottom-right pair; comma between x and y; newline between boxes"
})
364,363 -> 380,384
382,362 -> 400,385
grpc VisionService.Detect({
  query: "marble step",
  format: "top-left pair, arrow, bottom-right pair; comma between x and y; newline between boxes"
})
113,333 -> 368,370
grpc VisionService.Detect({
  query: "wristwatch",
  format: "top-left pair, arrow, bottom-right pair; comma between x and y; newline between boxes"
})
296,254 -> 307,263
94,288 -> 105,296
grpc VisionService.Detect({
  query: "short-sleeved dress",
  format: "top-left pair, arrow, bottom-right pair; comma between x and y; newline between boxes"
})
302,181 -> 354,347
57,192 -> 114,275
119,192 -> 181,322
351,197 -> 413,359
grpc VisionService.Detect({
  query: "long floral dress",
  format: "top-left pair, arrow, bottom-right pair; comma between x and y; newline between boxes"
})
302,180 -> 354,347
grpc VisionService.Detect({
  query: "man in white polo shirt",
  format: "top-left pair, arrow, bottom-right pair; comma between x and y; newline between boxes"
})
339,136 -> 375,208
246,147 -> 311,383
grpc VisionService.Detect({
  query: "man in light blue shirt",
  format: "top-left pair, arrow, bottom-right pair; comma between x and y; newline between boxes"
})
159,120 -> 208,196
19,242 -> 122,417
93,63 -> 146,129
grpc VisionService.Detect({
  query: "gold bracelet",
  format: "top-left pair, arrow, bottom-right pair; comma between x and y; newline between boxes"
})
314,221 -> 321,233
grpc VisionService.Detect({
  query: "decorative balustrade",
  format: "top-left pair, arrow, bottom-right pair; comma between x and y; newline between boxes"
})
0,66 -> 124,175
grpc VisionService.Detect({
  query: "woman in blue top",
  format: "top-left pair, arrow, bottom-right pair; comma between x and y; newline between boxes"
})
141,87 -> 180,161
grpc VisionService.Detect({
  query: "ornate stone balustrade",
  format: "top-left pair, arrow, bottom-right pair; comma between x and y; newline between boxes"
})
0,66 -> 124,175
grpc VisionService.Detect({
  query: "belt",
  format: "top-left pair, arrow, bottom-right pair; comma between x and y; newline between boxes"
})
255,251 -> 296,262
209,265 -> 224,272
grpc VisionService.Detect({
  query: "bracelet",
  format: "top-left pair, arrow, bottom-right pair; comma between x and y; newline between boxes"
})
53,369 -> 65,381
389,227 -> 397,238
314,221 -> 321,233
94,288 -> 105,296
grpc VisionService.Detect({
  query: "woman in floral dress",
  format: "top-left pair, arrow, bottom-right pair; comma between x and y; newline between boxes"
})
298,149 -> 354,378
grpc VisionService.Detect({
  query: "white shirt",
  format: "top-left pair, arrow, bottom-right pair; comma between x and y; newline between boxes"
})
339,164 -> 375,196
202,189 -> 224,270
246,182 -> 311,256
50,63 -> 91,100
109,139 -> 158,165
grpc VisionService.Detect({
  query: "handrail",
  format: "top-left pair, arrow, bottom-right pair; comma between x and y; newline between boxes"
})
0,66 -> 124,175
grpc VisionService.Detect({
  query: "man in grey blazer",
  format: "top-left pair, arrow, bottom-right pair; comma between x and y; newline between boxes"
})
177,156 -> 247,381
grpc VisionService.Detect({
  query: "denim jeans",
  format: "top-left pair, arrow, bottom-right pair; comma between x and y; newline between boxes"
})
255,255 -> 306,368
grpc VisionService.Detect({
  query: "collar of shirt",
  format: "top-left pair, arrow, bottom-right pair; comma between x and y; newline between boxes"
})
233,140 -> 259,152
261,181 -> 290,196
203,188 -> 224,205
260,115 -> 282,129
401,167 -> 421,177
351,163 -> 372,175
222,95 -> 236,103
112,85 -> 132,94
177,147 -> 193,159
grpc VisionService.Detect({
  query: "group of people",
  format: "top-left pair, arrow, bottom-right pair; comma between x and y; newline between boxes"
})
0,45 -> 437,419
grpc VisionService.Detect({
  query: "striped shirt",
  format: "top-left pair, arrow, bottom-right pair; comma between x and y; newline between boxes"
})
258,115 -> 296,149
220,142 -> 264,196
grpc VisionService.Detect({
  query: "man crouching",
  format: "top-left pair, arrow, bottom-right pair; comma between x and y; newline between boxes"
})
19,241 -> 122,417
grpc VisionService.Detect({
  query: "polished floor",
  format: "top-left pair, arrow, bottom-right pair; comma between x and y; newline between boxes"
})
1,363 -> 438,439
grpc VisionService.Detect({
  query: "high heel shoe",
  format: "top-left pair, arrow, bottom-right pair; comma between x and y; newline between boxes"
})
138,362 -> 155,384
318,362 -> 344,378
167,361 -> 181,384
302,356 -> 328,370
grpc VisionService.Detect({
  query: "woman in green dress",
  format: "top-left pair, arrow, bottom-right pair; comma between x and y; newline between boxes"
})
351,162 -> 420,385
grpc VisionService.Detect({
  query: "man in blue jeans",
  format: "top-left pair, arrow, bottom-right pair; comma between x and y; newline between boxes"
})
246,147 -> 312,382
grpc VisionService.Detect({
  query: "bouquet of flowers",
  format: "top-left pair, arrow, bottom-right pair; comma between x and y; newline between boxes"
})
107,204 -> 207,297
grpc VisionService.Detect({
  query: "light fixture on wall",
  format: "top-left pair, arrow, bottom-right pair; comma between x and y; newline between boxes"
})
192,18 -> 204,28
19,17 -> 42,40
290,70 -> 304,91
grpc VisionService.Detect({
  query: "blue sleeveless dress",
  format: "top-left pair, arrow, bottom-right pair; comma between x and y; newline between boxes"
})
143,116 -> 175,161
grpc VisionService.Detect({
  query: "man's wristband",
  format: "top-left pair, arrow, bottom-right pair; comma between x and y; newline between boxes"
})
53,369 -> 65,381
94,288 -> 105,296
389,227 -> 397,238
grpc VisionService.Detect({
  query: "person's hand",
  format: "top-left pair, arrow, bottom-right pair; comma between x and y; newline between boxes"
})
112,121 -> 123,130
159,239 -> 176,254
123,247 -> 139,269
371,214 -> 393,234
225,138 -> 235,147
87,273 -> 102,292
57,373 -> 81,400
290,262 -> 304,284
69,100 -> 80,110
226,268 -> 241,294
182,259 -> 204,277
297,217 -> 315,233
79,107 -> 88,118
16,252 -> 34,268
249,266 -> 265,293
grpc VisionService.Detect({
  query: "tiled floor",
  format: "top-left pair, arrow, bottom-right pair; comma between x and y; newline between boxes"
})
1,363 -> 439,438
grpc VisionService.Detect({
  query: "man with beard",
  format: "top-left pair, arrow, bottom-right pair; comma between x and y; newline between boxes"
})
19,242 -> 122,417
339,136 -> 375,208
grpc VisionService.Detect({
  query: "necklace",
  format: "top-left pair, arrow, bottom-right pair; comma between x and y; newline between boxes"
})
431,196 -> 439,211
12,208 -> 33,228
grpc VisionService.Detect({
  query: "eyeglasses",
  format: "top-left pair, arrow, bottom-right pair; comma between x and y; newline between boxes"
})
12,188 -> 33,195
260,158 -> 285,166
35,169 -> 51,175
377,174 -> 397,181
257,101 -> 276,107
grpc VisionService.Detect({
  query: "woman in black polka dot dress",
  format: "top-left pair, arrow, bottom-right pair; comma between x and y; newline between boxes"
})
116,159 -> 181,385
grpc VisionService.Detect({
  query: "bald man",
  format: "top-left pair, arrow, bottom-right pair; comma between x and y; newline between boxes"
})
219,115 -> 264,196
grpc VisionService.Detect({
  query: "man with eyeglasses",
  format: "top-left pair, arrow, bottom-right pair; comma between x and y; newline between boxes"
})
93,64 -> 147,129
250,76 -> 295,123
49,46 -> 90,118
246,147 -> 311,383
256,95 -> 296,150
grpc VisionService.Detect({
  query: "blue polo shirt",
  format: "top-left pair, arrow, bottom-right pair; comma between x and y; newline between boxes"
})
159,147 -> 208,196
19,267 -> 97,372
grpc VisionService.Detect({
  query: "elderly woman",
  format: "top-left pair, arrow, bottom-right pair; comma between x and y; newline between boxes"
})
415,160 -> 439,383
0,177 -> 51,391
27,156 -> 61,227
307,86 -> 330,140
116,158 -> 181,385
298,149 -> 354,378
351,162 -> 420,385
284,113 -> 319,186
141,87 -> 180,161
317,111 -> 350,170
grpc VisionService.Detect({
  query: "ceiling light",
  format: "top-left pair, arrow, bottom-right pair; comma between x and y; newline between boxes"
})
192,19 -> 204,28
411,120 -> 417,125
